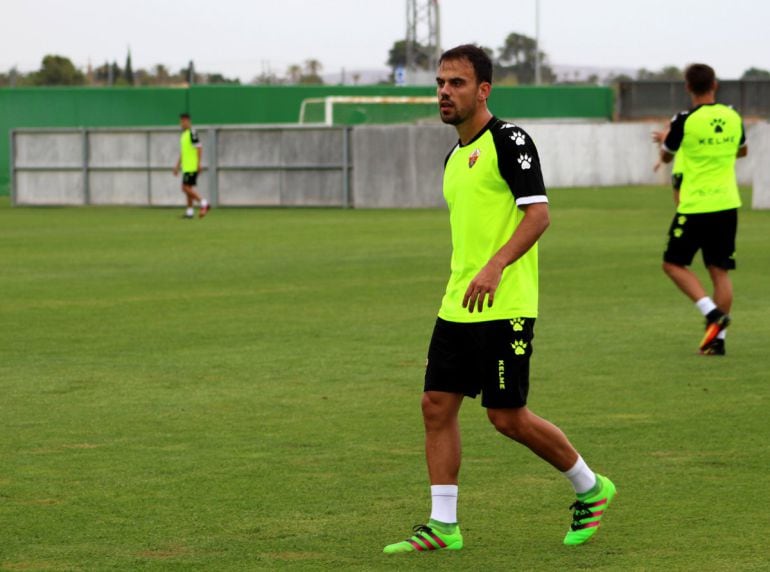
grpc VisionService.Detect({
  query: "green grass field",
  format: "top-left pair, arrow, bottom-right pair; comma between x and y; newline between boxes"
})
1,188 -> 769,571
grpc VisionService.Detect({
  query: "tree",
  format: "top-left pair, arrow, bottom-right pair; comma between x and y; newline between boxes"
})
30,54 -> 85,86
286,64 -> 302,84
301,59 -> 324,84
386,39 -> 431,74
496,32 -> 554,84
741,67 -> 770,80
637,66 -> 682,80
205,73 -> 240,85
124,50 -> 134,85
110,61 -> 122,85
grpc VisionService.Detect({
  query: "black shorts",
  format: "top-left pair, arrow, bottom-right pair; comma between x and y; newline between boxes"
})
424,317 -> 535,409
663,209 -> 737,270
182,172 -> 198,186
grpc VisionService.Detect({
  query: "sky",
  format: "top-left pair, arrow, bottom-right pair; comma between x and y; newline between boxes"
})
1,0 -> 768,81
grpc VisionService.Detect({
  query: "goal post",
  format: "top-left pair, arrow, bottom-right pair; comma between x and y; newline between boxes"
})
298,96 -> 437,126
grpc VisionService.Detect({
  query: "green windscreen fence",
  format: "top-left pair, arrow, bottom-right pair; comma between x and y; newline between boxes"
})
0,85 -> 613,194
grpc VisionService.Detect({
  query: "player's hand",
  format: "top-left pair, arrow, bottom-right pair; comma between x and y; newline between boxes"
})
172,167 -> 179,176
653,159 -> 662,172
651,130 -> 667,144
463,262 -> 504,313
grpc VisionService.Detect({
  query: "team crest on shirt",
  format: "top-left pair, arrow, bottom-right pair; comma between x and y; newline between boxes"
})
468,148 -> 481,168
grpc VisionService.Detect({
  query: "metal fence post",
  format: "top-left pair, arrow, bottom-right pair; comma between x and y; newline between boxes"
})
9,130 -> 16,206
146,131 -> 152,205
82,128 -> 90,205
209,128 -> 219,207
342,127 -> 351,208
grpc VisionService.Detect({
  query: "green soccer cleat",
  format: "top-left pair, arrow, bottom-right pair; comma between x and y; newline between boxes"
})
383,523 -> 463,554
563,474 -> 616,546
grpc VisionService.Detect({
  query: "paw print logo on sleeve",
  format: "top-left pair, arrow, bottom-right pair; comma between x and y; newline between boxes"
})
511,340 -> 528,355
517,154 -> 532,170
510,131 -> 527,146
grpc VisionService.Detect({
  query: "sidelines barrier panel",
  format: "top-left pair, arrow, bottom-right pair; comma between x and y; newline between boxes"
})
11,125 -> 350,207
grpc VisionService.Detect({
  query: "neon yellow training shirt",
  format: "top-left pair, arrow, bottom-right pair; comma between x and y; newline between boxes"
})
438,117 -> 548,323
180,128 -> 202,173
663,103 -> 746,214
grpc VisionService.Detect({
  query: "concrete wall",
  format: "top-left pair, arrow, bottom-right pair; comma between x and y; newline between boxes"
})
350,121 -> 766,208
751,123 -> 770,209
12,122 -> 769,208
12,126 -> 346,207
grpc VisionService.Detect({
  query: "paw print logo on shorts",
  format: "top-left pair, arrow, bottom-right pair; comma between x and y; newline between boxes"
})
673,228 -> 684,238
710,118 -> 726,133
510,131 -> 527,146
511,340 -> 528,355
517,154 -> 532,170
677,215 -> 687,225
510,318 -> 525,332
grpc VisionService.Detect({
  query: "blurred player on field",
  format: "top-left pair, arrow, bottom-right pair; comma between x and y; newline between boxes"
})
653,64 -> 747,355
173,112 -> 210,219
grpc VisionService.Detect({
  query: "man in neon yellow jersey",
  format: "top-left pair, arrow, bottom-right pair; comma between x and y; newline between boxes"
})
383,44 -> 615,555
657,64 -> 748,355
173,113 -> 210,219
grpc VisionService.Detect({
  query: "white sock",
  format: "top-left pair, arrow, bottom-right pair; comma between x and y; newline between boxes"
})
201,199 -> 209,208
429,484 -> 458,524
563,456 -> 597,495
717,330 -> 727,340
695,297 -> 717,317
185,207 -> 194,216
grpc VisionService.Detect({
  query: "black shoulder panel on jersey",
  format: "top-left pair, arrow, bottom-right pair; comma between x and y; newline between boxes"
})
489,119 -> 546,201
663,110 -> 689,152
444,143 -> 459,169
190,129 -> 200,144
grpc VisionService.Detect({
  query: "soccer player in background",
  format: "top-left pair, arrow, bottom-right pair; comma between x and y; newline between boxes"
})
173,112 -> 210,219
383,44 -> 616,555
655,64 -> 747,355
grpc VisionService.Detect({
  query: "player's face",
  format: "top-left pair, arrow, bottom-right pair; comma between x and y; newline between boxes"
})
180,117 -> 191,130
436,58 -> 488,126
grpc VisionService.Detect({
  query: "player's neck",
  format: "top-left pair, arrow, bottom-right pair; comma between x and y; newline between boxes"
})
456,109 -> 493,146
690,92 -> 716,107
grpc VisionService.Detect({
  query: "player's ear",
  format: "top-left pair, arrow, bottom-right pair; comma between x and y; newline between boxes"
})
478,81 -> 491,102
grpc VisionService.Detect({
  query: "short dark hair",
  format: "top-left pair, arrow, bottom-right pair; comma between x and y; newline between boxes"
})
180,112 -> 191,119
439,44 -> 493,84
685,64 -> 716,95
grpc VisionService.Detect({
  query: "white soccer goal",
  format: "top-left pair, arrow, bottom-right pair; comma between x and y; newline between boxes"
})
298,96 -> 437,126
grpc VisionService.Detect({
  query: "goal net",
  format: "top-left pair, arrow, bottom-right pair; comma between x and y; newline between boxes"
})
298,96 -> 437,126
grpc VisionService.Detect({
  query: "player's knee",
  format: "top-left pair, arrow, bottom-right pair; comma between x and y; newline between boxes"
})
662,261 -> 678,276
421,392 -> 452,428
487,409 -> 529,442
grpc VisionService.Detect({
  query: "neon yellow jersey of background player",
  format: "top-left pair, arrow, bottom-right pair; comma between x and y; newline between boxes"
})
179,128 -> 200,173
438,118 -> 545,323
664,103 -> 744,214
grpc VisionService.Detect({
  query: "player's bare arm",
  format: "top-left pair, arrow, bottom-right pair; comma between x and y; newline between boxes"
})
173,155 -> 181,176
463,202 -> 550,313
737,146 -> 748,158
652,129 -> 670,171
196,147 -> 202,173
